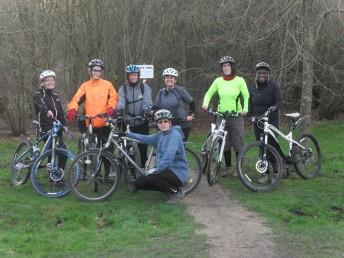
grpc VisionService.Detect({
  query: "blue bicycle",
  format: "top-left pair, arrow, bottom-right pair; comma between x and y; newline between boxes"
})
11,119 -> 77,197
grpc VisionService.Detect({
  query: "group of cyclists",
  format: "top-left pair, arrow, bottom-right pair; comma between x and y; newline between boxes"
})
33,55 -> 282,203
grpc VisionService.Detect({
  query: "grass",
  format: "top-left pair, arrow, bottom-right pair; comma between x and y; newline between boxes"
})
1,120 -> 343,257
0,135 -> 206,258
192,120 -> 344,258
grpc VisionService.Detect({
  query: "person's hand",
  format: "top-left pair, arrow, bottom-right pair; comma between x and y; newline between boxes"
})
268,106 -> 277,112
143,110 -> 151,119
63,126 -> 68,133
46,110 -> 54,118
66,109 -> 76,123
240,111 -> 248,116
202,105 -> 208,112
106,107 -> 115,116
146,168 -> 157,175
186,115 -> 194,121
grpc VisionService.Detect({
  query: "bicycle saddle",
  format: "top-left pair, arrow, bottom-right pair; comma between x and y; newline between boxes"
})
285,113 -> 300,118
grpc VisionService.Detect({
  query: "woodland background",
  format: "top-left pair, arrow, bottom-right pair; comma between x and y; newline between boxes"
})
0,0 -> 343,135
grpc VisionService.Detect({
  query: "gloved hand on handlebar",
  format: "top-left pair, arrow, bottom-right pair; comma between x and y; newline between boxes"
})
106,107 -> 115,117
201,105 -> 208,112
143,109 -> 151,119
66,109 -> 76,123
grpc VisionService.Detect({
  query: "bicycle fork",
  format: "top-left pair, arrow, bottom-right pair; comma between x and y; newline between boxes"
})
216,131 -> 227,163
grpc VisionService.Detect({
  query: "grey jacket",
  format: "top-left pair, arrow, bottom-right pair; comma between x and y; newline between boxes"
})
116,82 -> 153,126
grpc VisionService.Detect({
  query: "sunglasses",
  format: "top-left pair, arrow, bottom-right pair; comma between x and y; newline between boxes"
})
257,71 -> 268,75
92,69 -> 102,73
157,119 -> 170,124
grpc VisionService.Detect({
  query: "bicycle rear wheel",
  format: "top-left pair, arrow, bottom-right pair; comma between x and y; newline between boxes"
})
31,148 -> 75,198
237,141 -> 282,192
181,147 -> 202,195
292,134 -> 321,179
207,136 -> 222,185
11,140 -> 35,186
68,150 -> 121,202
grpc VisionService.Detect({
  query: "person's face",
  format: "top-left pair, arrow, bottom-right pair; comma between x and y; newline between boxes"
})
256,69 -> 269,82
91,66 -> 102,79
43,77 -> 56,89
157,119 -> 171,131
222,63 -> 232,75
128,73 -> 139,84
164,75 -> 176,88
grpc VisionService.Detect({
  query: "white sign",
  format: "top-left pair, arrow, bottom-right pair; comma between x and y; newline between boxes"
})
137,64 -> 154,79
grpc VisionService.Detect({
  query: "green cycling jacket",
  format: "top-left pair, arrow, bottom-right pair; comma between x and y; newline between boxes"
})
203,76 -> 249,113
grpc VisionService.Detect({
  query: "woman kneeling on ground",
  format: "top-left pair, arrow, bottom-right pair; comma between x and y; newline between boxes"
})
118,109 -> 188,203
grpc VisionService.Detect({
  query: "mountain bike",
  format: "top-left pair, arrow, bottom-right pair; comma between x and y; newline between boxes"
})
200,109 -> 242,185
237,110 -> 322,192
11,119 -> 76,197
68,117 -> 202,202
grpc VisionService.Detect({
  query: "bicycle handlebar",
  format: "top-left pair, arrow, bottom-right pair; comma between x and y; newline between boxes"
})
206,108 -> 242,117
75,113 -> 108,121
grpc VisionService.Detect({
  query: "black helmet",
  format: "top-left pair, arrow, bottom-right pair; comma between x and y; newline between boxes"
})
219,56 -> 235,65
256,62 -> 270,71
88,59 -> 104,69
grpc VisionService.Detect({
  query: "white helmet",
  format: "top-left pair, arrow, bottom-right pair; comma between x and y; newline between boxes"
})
39,70 -> 56,81
162,68 -> 178,77
154,109 -> 172,121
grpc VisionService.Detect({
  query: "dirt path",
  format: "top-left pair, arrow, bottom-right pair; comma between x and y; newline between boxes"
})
181,178 -> 280,258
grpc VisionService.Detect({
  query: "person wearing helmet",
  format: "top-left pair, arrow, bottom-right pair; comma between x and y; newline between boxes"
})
119,109 -> 188,203
116,64 -> 153,167
34,70 -> 67,134
202,56 -> 249,177
33,70 -> 68,169
248,62 -> 283,178
66,58 -> 118,138
153,67 -> 195,141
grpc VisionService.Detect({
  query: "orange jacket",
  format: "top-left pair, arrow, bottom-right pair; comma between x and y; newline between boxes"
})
68,78 -> 118,128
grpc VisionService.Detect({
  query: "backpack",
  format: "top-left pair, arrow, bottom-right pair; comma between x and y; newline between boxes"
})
123,83 -> 145,104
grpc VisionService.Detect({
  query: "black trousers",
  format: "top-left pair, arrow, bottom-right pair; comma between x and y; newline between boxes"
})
130,121 -> 149,167
93,126 -> 113,175
134,169 -> 183,193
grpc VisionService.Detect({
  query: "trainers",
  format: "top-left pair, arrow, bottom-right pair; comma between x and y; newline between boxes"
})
222,167 -> 231,177
166,189 -> 184,204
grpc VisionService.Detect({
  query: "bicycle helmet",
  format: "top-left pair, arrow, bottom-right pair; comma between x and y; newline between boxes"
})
162,68 -> 178,78
256,62 -> 270,71
126,64 -> 140,75
88,59 -> 104,69
219,56 -> 235,65
39,70 -> 56,81
154,109 -> 172,122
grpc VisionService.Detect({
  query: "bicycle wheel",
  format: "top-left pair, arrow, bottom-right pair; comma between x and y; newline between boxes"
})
182,147 -> 202,195
11,141 -> 35,186
200,134 -> 212,174
237,141 -> 282,192
207,135 -> 223,185
122,142 -> 141,190
31,148 -> 75,198
292,134 -> 321,179
68,150 -> 121,202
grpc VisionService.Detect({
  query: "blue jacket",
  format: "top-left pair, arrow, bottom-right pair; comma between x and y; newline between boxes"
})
127,126 -> 188,183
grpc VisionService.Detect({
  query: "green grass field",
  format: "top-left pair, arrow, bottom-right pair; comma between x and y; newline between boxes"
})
0,135 -> 205,257
1,120 -> 343,257
202,121 -> 343,258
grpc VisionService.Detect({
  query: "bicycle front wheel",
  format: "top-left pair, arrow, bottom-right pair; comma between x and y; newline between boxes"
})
182,147 -> 202,195
11,140 -> 35,186
207,136 -> 223,185
237,141 -> 282,192
292,134 -> 321,179
68,150 -> 121,202
31,148 -> 74,198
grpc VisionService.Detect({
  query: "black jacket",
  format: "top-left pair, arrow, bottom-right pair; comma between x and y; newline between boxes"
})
33,87 -> 67,132
248,80 -> 283,124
